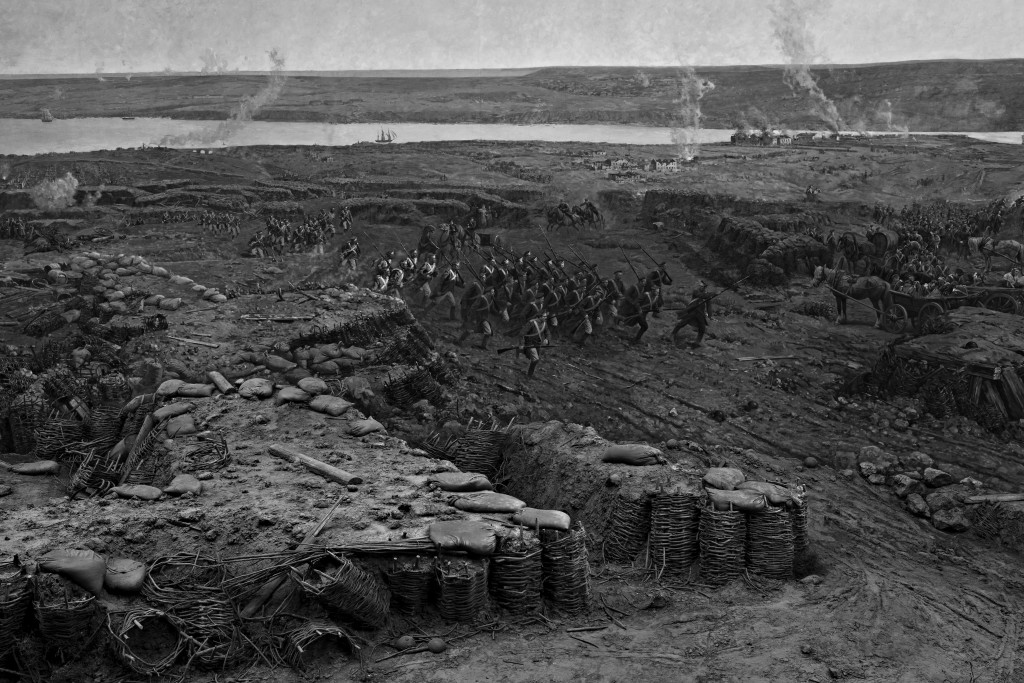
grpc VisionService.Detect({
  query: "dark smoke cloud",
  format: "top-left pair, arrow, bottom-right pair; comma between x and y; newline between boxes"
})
770,0 -> 843,132
160,48 -> 287,147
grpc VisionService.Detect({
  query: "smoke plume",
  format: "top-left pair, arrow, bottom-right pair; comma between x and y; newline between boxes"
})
160,49 -> 287,147
200,48 -> 229,74
670,68 -> 714,161
769,0 -> 843,132
30,173 -> 79,211
0,161 -> 11,182
878,99 -> 909,137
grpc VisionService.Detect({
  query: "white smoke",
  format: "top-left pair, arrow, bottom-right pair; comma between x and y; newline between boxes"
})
633,71 -> 651,88
30,173 -> 79,211
0,161 -> 11,182
878,99 -> 909,137
670,69 -> 714,161
770,0 -> 843,132
161,49 -> 287,147
200,48 -> 229,74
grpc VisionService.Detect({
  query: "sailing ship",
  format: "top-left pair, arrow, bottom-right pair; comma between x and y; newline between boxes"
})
375,128 -> 397,144
41,108 -> 53,123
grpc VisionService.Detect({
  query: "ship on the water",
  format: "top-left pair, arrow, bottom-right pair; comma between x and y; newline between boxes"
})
41,108 -> 53,123
375,128 -> 397,143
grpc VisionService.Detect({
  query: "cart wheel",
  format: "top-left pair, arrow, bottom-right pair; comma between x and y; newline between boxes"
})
982,292 -> 1019,315
915,302 -> 945,331
884,304 -> 909,333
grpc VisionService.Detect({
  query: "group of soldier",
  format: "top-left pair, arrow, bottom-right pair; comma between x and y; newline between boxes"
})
198,211 -> 242,238
363,245 -> 716,379
247,207 -> 353,258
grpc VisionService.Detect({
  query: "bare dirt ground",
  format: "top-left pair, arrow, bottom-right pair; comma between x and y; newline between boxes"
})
2,135 -> 1024,682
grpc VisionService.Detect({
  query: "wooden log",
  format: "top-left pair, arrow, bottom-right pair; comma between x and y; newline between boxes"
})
168,335 -> 220,349
206,370 -> 235,394
268,444 -> 363,485
1000,369 -> 1024,420
983,380 -> 1009,420
965,493 -> 1024,505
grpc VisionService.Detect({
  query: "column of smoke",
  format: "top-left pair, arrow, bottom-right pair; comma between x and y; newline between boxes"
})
30,173 -> 79,211
161,49 -> 287,147
0,161 -> 11,183
769,0 -> 843,133
878,100 -> 909,137
670,69 -> 714,161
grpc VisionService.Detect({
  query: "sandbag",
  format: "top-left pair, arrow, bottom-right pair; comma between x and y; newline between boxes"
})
7,460 -> 61,475
264,355 -> 297,373
209,294 -> 227,303
111,484 -> 164,501
428,472 -> 493,492
104,558 -> 146,593
341,376 -> 374,400
144,294 -> 165,306
151,266 -> 170,278
309,395 -> 353,417
175,383 -> 215,398
706,488 -> 768,513
512,508 -> 572,532
311,360 -> 340,376
297,377 -> 329,396
283,367 -> 312,384
428,520 -> 497,556
238,378 -> 275,400
156,379 -> 185,397
601,444 -> 666,466
340,346 -> 367,360
38,549 -> 107,595
737,481 -> 797,506
275,387 -> 311,405
163,474 -> 203,496
450,491 -> 527,514
164,414 -> 197,438
170,275 -> 193,286
348,418 -> 385,436
158,297 -> 182,311
703,467 -> 746,491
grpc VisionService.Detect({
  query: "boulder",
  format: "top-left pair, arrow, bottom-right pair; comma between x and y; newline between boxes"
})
891,474 -> 920,499
867,474 -> 886,486
163,474 -> 203,496
858,462 -> 878,478
859,446 -> 898,474
926,487 -> 965,512
158,297 -> 182,311
931,508 -> 970,533
901,451 -> 934,470
238,378 -> 275,400
906,493 -> 930,517
923,467 -> 954,488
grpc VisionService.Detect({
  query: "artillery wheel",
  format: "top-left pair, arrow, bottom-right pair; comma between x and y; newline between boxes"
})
981,292 -> 1020,315
883,304 -> 909,334
915,302 -> 945,331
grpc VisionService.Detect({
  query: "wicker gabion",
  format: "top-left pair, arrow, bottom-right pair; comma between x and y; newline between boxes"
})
698,507 -> 747,586
107,609 -> 186,677
280,619 -> 358,670
489,531 -> 542,615
792,498 -> 810,556
384,556 -> 434,615
33,573 -> 99,655
448,428 -> 508,479
604,491 -> 652,564
746,506 -> 795,581
649,489 -> 701,578
437,558 -> 489,622
0,562 -> 31,658
540,522 -> 590,614
295,554 -> 390,629
181,435 -> 231,472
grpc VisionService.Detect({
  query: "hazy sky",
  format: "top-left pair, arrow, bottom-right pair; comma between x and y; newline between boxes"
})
1,0 -> 1021,74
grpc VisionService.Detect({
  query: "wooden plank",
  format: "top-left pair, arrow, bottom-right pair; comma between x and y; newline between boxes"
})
965,493 -> 1024,505
168,335 -> 220,349
1000,369 -> 1024,420
268,444 -> 363,485
982,380 -> 1009,420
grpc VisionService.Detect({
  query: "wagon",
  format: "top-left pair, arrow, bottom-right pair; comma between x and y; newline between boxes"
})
882,290 -> 984,333
867,226 -> 899,254
477,232 -> 506,249
963,286 -> 1024,316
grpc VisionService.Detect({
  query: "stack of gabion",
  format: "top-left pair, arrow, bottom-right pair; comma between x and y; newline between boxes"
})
0,561 -> 30,659
448,426 -> 508,479
33,573 -> 99,656
746,506 -> 795,580
384,556 -> 434,615
489,530 -> 542,614
604,491 -> 652,564
383,366 -> 445,408
649,488 -> 701,578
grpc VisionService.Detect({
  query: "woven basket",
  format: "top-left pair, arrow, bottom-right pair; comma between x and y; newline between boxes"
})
281,619 -> 357,670
0,562 -> 30,658
746,506 -> 795,581
791,498 -> 809,555
437,558 -> 489,622
107,608 -> 185,677
489,531 -> 542,615
540,522 -> 590,614
294,553 -> 390,629
698,507 -> 746,587
649,489 -> 701,578
604,491 -> 652,564
33,573 -> 99,654
384,556 -> 435,615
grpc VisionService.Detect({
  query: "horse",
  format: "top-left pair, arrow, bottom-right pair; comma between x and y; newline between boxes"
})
811,265 -> 892,328
546,206 -> 580,233
574,203 -> 603,228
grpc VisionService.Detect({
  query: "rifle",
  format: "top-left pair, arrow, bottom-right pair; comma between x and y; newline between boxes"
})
663,275 -> 752,312
619,247 -> 642,284
639,245 -> 663,269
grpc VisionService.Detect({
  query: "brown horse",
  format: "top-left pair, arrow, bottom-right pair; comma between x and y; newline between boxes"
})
811,265 -> 892,328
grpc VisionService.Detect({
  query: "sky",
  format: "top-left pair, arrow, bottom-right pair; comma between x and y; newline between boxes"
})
0,0 -> 1022,74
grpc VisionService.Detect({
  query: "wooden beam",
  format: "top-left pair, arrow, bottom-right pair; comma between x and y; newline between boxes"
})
268,444 -> 363,485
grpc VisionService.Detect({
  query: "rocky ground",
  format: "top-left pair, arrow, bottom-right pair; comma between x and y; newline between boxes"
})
2,135 -> 1023,682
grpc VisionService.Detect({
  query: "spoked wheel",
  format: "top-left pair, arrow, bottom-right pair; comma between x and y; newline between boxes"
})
915,302 -> 945,331
883,304 -> 909,333
981,292 -> 1020,315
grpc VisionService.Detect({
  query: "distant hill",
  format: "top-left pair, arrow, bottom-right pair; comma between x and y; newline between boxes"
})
0,60 -> 1021,131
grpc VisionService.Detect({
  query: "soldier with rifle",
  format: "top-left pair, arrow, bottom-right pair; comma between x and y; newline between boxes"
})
513,311 -> 551,379
670,276 -> 749,348
426,259 -> 464,320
